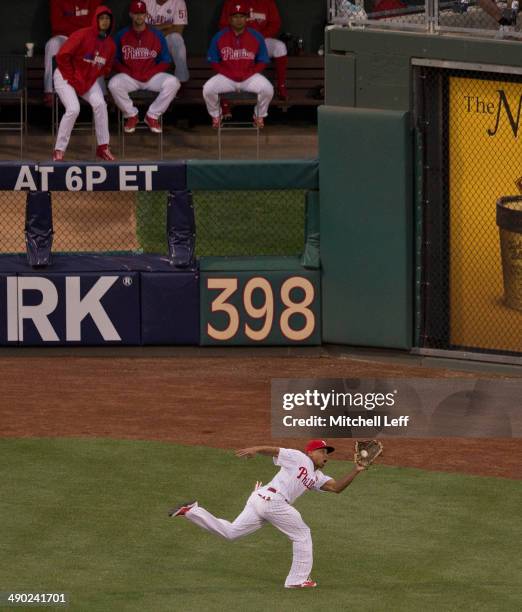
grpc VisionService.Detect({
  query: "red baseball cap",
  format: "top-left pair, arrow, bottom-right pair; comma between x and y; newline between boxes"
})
129,0 -> 147,13
229,3 -> 250,16
305,440 -> 335,454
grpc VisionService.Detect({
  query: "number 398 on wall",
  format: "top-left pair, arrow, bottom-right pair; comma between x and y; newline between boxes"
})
201,273 -> 321,345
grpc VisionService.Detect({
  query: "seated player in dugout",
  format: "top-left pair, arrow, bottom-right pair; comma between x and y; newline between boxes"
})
219,0 -> 288,109
109,0 -> 181,135
44,0 -> 103,107
204,3 -> 274,129
52,6 -> 116,161
143,0 -> 190,84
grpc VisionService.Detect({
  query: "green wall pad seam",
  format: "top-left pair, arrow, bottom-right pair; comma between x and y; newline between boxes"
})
200,256 -> 307,272
318,106 -> 413,349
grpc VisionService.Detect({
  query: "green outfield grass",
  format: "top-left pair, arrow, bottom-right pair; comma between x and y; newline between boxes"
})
136,190 -> 306,256
0,439 -> 521,611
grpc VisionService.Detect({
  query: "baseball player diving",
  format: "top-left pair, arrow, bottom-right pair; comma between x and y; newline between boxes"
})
168,440 -> 366,589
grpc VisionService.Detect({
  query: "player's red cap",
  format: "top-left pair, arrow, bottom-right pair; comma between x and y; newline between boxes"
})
129,0 -> 147,14
229,3 -> 250,16
305,440 -> 335,454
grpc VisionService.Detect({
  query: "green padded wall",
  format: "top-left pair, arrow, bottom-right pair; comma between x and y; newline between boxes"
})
325,28 -> 522,112
318,106 -> 412,348
187,160 -> 318,191
200,256 -> 321,346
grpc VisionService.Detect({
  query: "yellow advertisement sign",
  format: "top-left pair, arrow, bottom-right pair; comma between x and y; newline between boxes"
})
449,76 -> 522,353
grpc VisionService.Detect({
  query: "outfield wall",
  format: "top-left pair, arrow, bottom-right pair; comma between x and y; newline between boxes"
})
322,26 -> 522,359
0,160 -> 321,347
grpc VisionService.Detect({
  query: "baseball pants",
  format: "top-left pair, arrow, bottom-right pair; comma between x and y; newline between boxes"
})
202,74 -> 274,118
53,69 -> 109,152
185,492 -> 313,587
265,38 -> 287,58
44,35 -> 67,93
108,73 -> 180,119
165,32 -> 190,83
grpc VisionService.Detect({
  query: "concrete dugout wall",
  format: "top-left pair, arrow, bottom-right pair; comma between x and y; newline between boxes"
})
1,0 -> 326,57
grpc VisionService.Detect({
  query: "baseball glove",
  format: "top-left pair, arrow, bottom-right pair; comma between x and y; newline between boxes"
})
354,440 -> 383,468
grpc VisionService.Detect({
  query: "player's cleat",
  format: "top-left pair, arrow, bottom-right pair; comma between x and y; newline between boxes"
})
285,579 -> 317,589
168,500 -> 197,517
252,115 -> 265,129
220,99 -> 232,120
145,114 -> 162,133
95,144 -> 116,161
124,114 -> 139,133
52,149 -> 64,161
277,83 -> 289,101
43,93 -> 54,108
211,116 -> 222,129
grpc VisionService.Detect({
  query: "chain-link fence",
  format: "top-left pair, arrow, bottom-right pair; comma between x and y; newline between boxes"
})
0,189 -> 307,257
329,0 -> 522,40
416,65 -> 522,356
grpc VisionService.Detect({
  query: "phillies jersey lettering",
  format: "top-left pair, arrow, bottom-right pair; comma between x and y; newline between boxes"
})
296,466 -> 319,491
221,47 -> 255,61
121,46 -> 158,60
83,51 -> 107,67
207,27 -> 269,82
144,0 -> 188,25
256,448 -> 331,505
113,25 -> 171,83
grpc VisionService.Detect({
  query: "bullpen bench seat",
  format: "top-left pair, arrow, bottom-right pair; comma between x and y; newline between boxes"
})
26,54 -> 324,113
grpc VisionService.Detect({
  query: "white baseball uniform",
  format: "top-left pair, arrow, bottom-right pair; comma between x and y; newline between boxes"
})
53,68 -> 109,151
184,448 -> 331,587
44,35 -> 68,93
109,72 -> 180,119
144,0 -> 189,82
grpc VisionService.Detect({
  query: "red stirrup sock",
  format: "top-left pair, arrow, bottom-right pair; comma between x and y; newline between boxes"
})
274,55 -> 288,89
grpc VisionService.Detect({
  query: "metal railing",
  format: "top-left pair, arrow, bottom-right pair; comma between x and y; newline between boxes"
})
328,0 -> 522,39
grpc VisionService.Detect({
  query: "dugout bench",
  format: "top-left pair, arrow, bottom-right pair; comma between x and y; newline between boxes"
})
25,54 -> 324,114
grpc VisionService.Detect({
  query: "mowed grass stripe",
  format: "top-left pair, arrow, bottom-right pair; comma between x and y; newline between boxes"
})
0,439 -> 520,612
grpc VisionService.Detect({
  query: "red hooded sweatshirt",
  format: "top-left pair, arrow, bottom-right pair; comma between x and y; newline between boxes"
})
55,5 -> 115,96
50,0 -> 103,37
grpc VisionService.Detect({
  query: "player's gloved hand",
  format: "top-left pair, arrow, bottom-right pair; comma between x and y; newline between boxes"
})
354,440 -> 384,468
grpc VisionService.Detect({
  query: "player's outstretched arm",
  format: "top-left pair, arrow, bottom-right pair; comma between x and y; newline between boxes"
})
236,446 -> 280,458
320,464 -> 366,494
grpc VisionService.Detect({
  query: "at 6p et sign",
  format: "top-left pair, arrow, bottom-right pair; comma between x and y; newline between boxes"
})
201,271 -> 321,346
